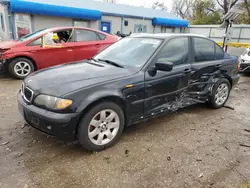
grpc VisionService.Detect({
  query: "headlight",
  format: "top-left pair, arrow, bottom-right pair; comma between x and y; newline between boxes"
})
34,94 -> 73,110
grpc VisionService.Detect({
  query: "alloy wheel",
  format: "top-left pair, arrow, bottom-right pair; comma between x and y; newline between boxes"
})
14,61 -> 31,77
88,109 -> 120,146
214,83 -> 229,106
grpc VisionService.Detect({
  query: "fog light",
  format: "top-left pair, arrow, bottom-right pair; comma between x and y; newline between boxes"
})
47,125 -> 52,130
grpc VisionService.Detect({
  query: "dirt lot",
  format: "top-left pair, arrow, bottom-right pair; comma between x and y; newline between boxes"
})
0,75 -> 250,188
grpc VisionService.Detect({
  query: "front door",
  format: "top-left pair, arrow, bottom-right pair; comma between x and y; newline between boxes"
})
32,29 -> 75,68
25,33 -> 75,69
144,37 -> 191,116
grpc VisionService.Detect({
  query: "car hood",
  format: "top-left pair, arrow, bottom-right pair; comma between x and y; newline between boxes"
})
24,61 -> 135,96
0,40 -> 20,49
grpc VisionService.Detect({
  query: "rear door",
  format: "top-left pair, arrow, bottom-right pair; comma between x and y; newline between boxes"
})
144,37 -> 192,115
72,29 -> 109,61
189,37 -> 225,95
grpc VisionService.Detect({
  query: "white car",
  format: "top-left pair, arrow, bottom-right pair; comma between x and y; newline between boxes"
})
240,48 -> 250,73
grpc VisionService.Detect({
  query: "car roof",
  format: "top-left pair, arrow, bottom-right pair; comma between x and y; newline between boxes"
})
130,33 -> 208,39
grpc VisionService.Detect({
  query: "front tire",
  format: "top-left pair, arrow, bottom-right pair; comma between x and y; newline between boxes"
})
77,101 -> 125,151
8,58 -> 34,79
209,79 -> 231,109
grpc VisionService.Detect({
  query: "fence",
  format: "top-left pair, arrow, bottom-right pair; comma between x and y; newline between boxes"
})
186,24 -> 250,56
187,24 -> 250,44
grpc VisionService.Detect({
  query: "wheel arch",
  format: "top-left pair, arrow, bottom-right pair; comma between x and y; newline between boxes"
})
79,95 -> 127,122
75,95 -> 128,138
219,75 -> 233,88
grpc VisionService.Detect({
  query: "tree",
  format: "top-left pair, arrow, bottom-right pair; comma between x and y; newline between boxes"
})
171,0 -> 195,19
192,0 -> 221,24
215,0 -> 241,14
243,0 -> 250,23
152,1 -> 168,11
171,0 -> 246,24
237,0 -> 250,24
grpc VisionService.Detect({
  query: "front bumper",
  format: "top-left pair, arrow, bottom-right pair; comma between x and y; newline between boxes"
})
18,92 -> 80,141
239,62 -> 250,73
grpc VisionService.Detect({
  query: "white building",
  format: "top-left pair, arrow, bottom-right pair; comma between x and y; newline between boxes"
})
0,0 -> 188,40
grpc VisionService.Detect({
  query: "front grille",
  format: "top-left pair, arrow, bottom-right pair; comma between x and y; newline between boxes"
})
21,83 -> 34,103
241,64 -> 250,69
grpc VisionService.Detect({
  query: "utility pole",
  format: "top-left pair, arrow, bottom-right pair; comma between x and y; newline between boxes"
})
220,9 -> 242,52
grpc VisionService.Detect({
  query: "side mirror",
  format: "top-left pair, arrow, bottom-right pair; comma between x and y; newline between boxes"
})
155,62 -> 173,72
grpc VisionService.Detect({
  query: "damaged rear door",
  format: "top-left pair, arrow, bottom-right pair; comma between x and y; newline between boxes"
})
188,37 -> 225,100
144,36 -> 192,116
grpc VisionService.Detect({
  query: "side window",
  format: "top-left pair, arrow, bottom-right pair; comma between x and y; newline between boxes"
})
28,37 -> 42,46
194,37 -> 215,62
53,29 -> 73,43
96,32 -> 106,40
75,29 -> 99,42
156,37 -> 189,66
215,43 -> 224,60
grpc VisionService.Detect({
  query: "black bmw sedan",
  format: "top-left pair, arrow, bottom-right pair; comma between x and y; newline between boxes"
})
18,34 -> 240,151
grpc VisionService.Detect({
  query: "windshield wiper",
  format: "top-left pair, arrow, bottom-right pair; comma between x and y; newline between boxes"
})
88,57 -> 97,62
98,59 -> 124,68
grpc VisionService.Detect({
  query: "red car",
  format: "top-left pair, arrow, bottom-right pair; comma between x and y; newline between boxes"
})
0,27 -> 118,79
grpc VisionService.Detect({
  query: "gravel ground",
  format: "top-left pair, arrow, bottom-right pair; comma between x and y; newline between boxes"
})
0,75 -> 250,188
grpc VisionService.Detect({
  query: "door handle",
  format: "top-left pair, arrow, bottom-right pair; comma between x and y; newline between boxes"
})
95,44 -> 101,48
215,64 -> 222,69
184,69 -> 191,74
67,49 -> 73,52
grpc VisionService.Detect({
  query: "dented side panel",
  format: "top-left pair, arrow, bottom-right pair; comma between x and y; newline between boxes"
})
144,64 -> 191,116
142,59 -> 237,118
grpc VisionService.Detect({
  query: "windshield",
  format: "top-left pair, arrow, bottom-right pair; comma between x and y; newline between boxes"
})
17,28 -> 48,42
94,37 -> 163,68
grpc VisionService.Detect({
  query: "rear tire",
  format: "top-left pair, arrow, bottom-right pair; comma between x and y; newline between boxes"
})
8,57 -> 35,79
209,78 -> 231,109
77,101 -> 125,151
